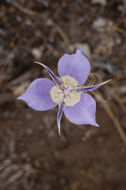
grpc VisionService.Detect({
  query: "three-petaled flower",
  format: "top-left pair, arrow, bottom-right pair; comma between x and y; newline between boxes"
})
18,48 -> 110,135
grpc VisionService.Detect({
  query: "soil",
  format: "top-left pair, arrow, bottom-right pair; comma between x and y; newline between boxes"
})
0,0 -> 126,190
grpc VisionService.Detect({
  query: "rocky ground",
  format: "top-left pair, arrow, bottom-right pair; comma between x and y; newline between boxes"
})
0,0 -> 126,189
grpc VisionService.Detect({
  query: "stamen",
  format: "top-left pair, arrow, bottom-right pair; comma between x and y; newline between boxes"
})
50,75 -> 81,106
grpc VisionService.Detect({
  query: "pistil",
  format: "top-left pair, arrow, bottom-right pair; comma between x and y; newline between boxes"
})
50,75 -> 81,106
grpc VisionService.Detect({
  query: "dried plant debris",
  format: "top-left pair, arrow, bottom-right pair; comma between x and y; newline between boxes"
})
1,0 -> 126,189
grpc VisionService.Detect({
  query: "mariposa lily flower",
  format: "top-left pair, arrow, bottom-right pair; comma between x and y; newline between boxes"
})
18,48 -> 110,135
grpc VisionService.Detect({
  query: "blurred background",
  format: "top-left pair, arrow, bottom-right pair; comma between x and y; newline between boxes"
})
0,0 -> 126,189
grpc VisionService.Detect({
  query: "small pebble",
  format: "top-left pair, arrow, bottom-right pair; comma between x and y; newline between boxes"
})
92,0 -> 107,6
93,17 -> 106,30
31,46 -> 44,59
27,128 -> 33,135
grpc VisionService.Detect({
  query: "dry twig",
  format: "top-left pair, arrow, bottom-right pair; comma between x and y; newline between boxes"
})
96,92 -> 126,145
107,87 -> 126,114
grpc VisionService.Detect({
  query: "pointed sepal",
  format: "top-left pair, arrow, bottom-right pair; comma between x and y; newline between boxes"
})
76,79 -> 111,93
35,61 -> 61,85
57,102 -> 65,135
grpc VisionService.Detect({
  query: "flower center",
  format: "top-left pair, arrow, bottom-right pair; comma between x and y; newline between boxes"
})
50,76 -> 81,106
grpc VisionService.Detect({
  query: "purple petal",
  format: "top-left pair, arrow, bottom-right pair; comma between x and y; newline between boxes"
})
76,80 -> 111,93
64,93 -> 99,127
58,48 -> 91,85
35,61 -> 61,85
18,78 -> 56,111
57,102 -> 65,135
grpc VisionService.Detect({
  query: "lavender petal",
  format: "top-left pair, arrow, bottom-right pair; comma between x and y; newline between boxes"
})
64,93 -> 99,127
18,78 -> 56,111
58,48 -> 91,85
35,61 -> 61,85
57,102 -> 65,135
76,80 -> 111,93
